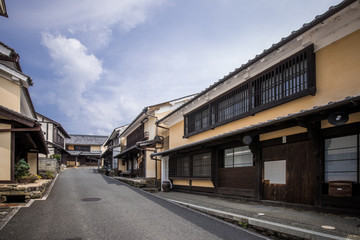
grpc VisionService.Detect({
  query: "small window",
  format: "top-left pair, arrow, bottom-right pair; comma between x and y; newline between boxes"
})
74,145 -> 91,151
193,152 -> 211,177
325,135 -> 359,182
169,156 -> 190,177
224,146 -> 253,168
186,107 -> 209,134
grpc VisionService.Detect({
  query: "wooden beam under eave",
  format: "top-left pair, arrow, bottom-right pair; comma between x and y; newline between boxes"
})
0,126 -> 41,132
25,133 -> 37,149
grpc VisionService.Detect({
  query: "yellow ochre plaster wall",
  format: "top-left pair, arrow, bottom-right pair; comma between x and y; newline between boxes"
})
118,159 -> 126,172
90,145 -> 101,151
173,179 -> 190,186
145,151 -> 161,179
170,30 -> 360,149
0,124 -> 11,181
191,180 -> 214,188
27,152 -> 38,175
260,126 -> 307,141
0,77 -> 20,112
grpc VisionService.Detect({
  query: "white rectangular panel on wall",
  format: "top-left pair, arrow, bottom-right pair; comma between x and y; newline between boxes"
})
264,160 -> 286,184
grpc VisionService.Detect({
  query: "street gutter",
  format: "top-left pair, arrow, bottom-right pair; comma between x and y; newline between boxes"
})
166,199 -> 353,240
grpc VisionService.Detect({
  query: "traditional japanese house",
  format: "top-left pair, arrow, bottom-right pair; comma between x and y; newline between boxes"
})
153,0 -> 360,210
0,41 -> 48,182
36,112 -> 71,163
64,134 -> 107,167
101,125 -> 128,170
114,95 -> 195,179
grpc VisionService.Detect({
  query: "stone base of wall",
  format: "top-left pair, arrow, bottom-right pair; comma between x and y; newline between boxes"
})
0,179 -> 52,203
39,158 -> 59,173
112,177 -> 160,192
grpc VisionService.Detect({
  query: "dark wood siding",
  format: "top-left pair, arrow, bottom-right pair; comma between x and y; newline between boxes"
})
262,140 -> 316,205
218,167 -> 256,197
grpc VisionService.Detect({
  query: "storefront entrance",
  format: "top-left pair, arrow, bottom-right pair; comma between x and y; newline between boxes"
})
262,140 -> 316,205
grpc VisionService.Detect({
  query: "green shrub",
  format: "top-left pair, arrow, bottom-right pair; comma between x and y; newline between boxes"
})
50,154 -> 61,161
43,171 -> 55,179
15,159 -> 30,180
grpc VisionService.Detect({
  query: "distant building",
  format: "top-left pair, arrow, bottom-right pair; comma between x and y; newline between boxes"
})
36,112 -> 71,161
101,125 -> 128,169
64,134 -> 107,166
114,95 -> 195,179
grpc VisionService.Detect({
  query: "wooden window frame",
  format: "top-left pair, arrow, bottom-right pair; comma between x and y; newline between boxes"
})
223,145 -> 254,168
184,45 -> 315,137
169,151 -> 211,179
324,134 -> 360,183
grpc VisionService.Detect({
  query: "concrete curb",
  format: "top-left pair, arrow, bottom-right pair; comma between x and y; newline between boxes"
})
167,199 -> 352,240
107,175 -> 355,240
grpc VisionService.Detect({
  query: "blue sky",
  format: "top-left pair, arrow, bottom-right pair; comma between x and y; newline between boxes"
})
0,0 -> 342,135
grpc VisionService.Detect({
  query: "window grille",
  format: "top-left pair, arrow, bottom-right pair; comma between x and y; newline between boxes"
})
193,153 -> 211,177
126,124 -> 148,149
169,156 -> 190,177
186,107 -> 209,135
184,45 -> 315,137
325,134 -> 359,183
169,152 -> 211,178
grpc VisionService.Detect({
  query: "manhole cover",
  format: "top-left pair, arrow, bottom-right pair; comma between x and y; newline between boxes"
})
82,197 -> 101,202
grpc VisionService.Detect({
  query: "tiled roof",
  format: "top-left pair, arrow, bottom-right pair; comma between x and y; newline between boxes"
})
66,134 -> 108,146
0,105 -> 37,127
157,0 -> 357,124
36,112 -> 71,138
0,105 -> 48,154
153,95 -> 360,156
67,150 -> 102,157
120,94 -> 196,138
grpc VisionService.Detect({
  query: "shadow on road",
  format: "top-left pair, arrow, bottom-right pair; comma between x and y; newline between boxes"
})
98,173 -> 262,240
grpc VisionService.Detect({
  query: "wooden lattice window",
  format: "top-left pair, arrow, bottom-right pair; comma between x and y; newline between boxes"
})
169,156 -> 190,177
192,152 -> 211,177
184,45 -> 315,137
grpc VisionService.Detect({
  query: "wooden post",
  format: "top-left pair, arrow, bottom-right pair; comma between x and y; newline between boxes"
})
249,135 -> 262,200
300,120 -> 323,206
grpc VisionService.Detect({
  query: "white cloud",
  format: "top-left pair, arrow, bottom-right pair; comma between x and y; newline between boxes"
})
40,32 -> 148,134
16,0 -> 167,49
41,33 -> 103,129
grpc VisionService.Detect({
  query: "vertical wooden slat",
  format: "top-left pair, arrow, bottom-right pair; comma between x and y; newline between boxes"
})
11,130 -> 15,182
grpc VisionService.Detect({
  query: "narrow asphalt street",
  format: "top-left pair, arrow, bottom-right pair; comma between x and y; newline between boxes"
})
0,168 -> 266,240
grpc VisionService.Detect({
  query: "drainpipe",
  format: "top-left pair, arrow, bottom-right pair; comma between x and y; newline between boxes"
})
144,107 -> 160,187
151,121 -> 171,190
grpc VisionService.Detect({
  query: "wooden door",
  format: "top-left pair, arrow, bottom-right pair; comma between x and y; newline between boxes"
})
262,141 -> 315,205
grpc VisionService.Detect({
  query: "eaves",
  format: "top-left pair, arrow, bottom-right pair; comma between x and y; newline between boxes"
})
152,94 -> 360,157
